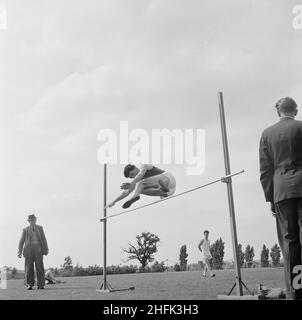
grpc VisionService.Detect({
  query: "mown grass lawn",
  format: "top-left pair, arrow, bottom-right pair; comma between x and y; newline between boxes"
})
0,268 -> 284,300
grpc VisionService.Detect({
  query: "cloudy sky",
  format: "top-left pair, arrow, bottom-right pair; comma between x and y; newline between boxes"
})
1,0 -> 301,270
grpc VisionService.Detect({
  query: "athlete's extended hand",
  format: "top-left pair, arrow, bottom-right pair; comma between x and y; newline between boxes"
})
105,201 -> 116,209
120,183 -> 132,190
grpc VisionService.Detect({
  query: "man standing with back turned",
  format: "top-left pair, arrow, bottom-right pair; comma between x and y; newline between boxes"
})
259,97 -> 302,300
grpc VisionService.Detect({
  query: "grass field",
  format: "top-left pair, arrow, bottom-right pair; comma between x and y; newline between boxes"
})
0,268 -> 284,300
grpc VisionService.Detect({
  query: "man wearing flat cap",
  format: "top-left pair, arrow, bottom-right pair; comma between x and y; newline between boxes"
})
259,97 -> 302,300
18,214 -> 49,290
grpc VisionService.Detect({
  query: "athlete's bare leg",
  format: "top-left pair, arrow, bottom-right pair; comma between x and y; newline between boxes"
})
142,188 -> 168,197
122,181 -> 168,209
204,259 -> 215,277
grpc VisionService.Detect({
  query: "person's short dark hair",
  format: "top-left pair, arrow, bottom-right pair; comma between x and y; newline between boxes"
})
124,164 -> 136,178
28,214 -> 37,221
275,97 -> 297,114
204,230 -> 209,234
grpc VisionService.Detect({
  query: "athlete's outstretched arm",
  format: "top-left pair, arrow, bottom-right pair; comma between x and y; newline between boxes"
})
105,184 -> 136,208
130,164 -> 152,186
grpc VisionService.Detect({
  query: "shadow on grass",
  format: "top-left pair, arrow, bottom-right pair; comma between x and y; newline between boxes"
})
44,286 -> 98,291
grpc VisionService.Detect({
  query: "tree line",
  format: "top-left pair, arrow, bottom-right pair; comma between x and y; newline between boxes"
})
237,243 -> 282,268
31,239 -> 282,278
50,255 -> 166,278
174,240 -> 282,271
7,232 -> 283,278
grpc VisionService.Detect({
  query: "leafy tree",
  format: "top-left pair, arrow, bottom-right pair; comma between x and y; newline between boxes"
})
55,264 -> 139,277
179,245 -> 188,271
11,268 -> 18,279
62,256 -> 73,271
72,264 -> 90,277
210,238 -> 225,270
123,232 -> 160,272
237,244 -> 245,267
151,261 -> 166,273
174,264 -> 181,272
270,244 -> 281,267
87,265 -> 102,276
53,268 -> 60,277
260,244 -> 270,267
244,245 -> 255,267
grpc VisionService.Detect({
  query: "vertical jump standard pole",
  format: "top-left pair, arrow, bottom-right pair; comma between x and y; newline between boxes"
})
218,92 -> 243,296
97,164 -> 135,293
97,163 -> 113,292
102,163 -> 108,290
97,163 -> 111,292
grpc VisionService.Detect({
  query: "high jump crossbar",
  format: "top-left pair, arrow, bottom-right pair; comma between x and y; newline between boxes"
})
100,169 -> 245,222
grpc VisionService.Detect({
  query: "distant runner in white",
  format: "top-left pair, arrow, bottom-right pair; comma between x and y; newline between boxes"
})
198,230 -> 215,278
106,164 -> 176,209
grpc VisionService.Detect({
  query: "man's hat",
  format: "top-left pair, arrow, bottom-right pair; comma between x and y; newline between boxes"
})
27,214 -> 37,221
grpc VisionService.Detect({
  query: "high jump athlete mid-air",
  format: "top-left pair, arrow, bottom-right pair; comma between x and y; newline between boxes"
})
105,164 -> 176,209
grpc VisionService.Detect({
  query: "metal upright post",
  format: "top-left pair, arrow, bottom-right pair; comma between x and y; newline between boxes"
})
97,163 -> 112,292
97,164 -> 134,293
218,92 -> 243,296
103,163 -> 107,290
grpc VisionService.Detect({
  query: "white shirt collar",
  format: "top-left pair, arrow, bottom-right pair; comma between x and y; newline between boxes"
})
281,116 -> 295,120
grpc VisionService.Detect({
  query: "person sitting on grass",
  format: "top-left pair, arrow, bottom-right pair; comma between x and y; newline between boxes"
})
105,164 -> 176,209
45,268 -> 66,285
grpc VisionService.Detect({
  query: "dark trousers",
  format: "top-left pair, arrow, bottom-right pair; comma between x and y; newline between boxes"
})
275,198 -> 302,299
25,243 -> 45,287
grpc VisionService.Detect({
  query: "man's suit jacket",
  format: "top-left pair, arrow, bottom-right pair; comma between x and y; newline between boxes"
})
259,117 -> 302,204
18,225 -> 49,258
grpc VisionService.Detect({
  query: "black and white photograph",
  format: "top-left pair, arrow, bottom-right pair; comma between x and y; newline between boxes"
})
0,0 -> 302,315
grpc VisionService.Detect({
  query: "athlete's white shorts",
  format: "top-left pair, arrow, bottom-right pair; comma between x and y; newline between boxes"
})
140,171 -> 176,196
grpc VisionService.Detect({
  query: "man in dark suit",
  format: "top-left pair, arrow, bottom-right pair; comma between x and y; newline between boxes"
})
259,97 -> 302,300
18,214 -> 49,290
